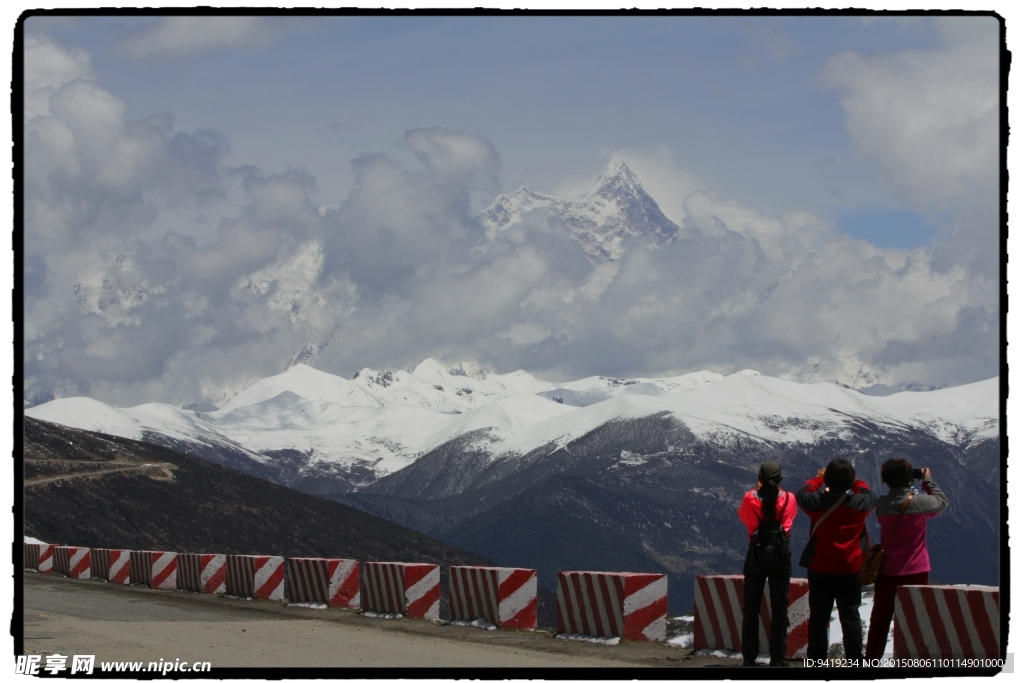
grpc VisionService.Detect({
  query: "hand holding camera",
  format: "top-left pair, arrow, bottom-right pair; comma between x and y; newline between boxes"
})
913,466 -> 931,480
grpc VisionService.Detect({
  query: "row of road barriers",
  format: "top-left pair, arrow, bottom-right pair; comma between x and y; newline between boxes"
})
693,575 -> 1001,659
23,543 -> 668,642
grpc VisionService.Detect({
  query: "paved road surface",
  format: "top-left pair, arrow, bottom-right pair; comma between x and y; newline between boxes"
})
22,573 -> 731,670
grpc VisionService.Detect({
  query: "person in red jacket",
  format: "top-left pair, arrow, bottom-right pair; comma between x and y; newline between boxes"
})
796,459 -> 877,661
737,460 -> 798,667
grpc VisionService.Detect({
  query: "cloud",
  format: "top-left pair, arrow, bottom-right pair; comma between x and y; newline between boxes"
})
821,16 -> 999,209
23,33 -> 94,119
21,33 -> 998,409
113,17 -> 303,61
404,128 -> 501,185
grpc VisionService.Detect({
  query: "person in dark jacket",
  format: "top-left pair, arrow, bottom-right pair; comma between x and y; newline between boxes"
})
737,460 -> 798,667
864,459 -> 948,659
796,459 -> 876,661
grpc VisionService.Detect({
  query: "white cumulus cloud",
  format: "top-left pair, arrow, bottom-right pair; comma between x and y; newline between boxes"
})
821,16 -> 999,208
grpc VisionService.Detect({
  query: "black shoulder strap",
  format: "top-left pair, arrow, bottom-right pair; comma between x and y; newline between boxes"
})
810,494 -> 846,538
756,493 -> 789,532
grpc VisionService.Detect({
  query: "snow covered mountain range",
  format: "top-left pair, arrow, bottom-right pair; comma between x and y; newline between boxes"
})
478,157 -> 679,263
26,360 -> 1000,612
26,359 -> 998,496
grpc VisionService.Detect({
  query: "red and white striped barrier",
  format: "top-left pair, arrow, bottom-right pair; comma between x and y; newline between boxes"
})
557,571 -> 667,642
177,554 -> 226,594
90,549 -> 111,580
893,585 -> 1000,658
128,551 -> 177,589
286,558 -> 360,608
130,550 -> 152,585
52,546 -> 91,579
150,552 -> 177,590
225,555 -> 286,601
24,543 -> 42,571
692,575 -> 811,657
449,566 -> 537,630
361,562 -> 440,619
107,549 -> 131,584
52,546 -> 69,576
38,544 -> 53,573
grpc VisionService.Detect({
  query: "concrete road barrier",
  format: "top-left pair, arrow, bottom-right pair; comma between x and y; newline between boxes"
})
23,542 -> 43,571
129,550 -> 151,585
53,546 -> 91,579
286,558 -> 360,608
894,585 -> 999,658
107,549 -> 131,584
361,562 -> 440,619
178,553 -> 226,594
557,571 -> 667,642
450,566 -> 537,630
693,575 -> 811,657
226,555 -> 286,601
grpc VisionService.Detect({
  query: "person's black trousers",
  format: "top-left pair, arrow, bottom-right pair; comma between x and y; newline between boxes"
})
742,570 -> 791,664
806,569 -> 863,660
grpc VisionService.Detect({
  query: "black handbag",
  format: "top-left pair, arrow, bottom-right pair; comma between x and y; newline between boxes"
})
798,536 -> 817,569
798,494 -> 845,569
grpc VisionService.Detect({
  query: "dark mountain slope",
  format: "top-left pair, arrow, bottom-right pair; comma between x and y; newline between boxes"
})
345,414 -> 1000,614
22,417 -> 511,622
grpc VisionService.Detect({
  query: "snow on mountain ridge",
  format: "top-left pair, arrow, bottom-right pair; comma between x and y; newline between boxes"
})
26,363 -> 998,493
218,364 -> 382,412
491,373 -> 998,460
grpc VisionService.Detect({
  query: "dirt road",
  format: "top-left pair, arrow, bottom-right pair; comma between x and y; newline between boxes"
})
22,572 -> 732,670
24,463 -> 166,487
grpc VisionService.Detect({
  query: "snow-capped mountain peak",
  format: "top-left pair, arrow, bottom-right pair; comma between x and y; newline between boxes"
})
588,156 -> 642,201
479,158 -> 679,263
218,364 -> 381,413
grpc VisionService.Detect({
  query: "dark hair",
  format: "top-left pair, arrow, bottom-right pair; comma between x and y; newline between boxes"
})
758,462 -> 783,521
824,459 -> 856,493
881,458 -> 914,488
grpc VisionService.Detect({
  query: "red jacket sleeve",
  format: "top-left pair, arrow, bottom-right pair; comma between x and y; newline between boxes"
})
738,490 -> 761,537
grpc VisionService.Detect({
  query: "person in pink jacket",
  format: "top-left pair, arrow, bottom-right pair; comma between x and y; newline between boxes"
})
864,458 -> 949,660
737,460 -> 798,666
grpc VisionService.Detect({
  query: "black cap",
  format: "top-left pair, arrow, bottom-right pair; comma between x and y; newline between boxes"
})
759,460 -> 782,484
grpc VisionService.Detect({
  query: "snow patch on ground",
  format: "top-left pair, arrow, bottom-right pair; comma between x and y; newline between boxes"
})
287,602 -> 327,609
555,633 -> 620,645
669,633 -> 693,649
691,648 -> 769,663
448,618 -> 497,631
824,591 -> 895,658
24,536 -> 46,545
361,611 -> 403,619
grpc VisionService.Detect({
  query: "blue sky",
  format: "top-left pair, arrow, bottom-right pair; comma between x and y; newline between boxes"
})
19,12 -> 1002,406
